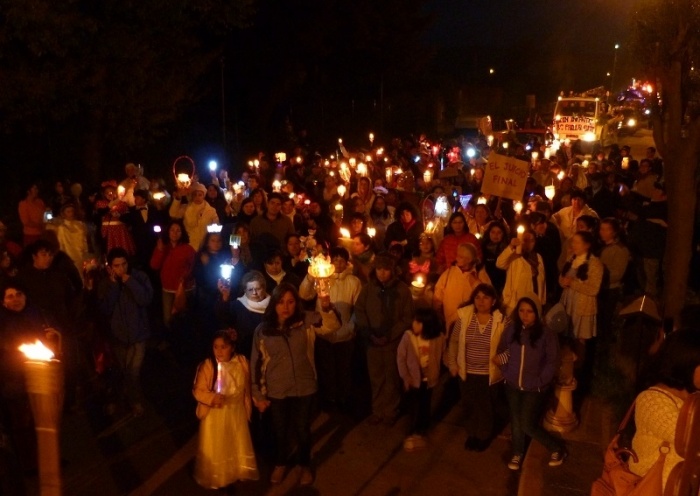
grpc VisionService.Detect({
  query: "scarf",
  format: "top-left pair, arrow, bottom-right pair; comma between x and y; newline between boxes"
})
521,250 -> 540,297
268,270 -> 286,285
237,294 -> 271,313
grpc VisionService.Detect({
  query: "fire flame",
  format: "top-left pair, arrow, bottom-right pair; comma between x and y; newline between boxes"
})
19,340 -> 55,361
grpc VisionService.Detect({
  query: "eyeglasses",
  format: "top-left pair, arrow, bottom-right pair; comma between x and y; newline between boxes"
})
246,287 -> 263,294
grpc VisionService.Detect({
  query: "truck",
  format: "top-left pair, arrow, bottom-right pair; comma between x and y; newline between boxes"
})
552,93 -> 616,152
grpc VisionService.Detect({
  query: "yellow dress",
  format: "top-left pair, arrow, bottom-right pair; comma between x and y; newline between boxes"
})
194,356 -> 259,488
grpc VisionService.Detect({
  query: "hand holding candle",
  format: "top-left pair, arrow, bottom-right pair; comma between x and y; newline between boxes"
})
516,225 -> 525,254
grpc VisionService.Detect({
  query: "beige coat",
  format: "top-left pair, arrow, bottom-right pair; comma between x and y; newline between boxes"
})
433,266 -> 491,330
496,246 -> 546,315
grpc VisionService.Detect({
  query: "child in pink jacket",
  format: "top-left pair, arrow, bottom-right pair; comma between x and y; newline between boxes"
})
397,308 -> 445,452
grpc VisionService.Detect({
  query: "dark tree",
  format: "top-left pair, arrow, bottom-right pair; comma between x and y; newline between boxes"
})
0,0 -> 254,182
633,0 -> 700,322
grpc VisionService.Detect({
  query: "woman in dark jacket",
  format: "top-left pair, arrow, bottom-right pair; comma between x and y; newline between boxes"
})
495,294 -> 564,472
481,221 -> 509,293
205,184 -> 230,225
384,202 -> 423,260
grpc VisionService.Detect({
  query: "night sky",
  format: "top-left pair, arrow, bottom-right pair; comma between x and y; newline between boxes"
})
425,0 -> 638,97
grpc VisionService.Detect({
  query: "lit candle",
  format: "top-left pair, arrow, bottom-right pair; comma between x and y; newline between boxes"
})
544,148 -> 551,159
177,173 -> 191,188
339,228 -> 351,239
224,190 -> 233,203
153,192 -> 165,201
337,184 -> 346,198
517,225 -> 525,240
514,201 -> 523,214
487,135 -> 494,147
503,142 -> 509,150
477,196 -> 487,205
475,232 -> 482,239
272,180 -> 282,192
385,168 -> 392,183
369,132 -> 375,145
216,362 -> 223,393
582,160 -> 589,168
367,227 -> 376,237
470,168 -> 476,177
423,169 -> 433,184
622,157 -> 629,170
532,151 -> 539,161
117,185 -> 125,198
412,275 -> 425,289
308,253 -> 336,296
545,185 -> 556,200
349,158 -> 356,168
357,163 -> 367,177
425,221 -> 434,233
557,171 -> 566,181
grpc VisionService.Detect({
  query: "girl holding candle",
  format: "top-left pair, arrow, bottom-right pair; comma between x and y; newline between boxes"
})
193,329 -> 259,489
96,181 -> 136,256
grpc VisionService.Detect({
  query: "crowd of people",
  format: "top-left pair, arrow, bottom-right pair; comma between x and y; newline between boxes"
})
0,131 -> 690,490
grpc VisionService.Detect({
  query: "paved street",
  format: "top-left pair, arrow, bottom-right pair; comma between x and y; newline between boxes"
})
36,349 -> 521,496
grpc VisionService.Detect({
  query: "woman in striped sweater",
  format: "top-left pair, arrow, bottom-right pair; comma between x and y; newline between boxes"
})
445,283 -> 509,452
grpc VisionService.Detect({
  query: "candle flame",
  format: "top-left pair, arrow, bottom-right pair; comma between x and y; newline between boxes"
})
153,192 -> 165,200
308,253 -> 336,279
517,225 -> 525,234
339,228 -> 351,239
337,185 -> 347,197
19,340 -> 55,361
514,201 -> 523,214
544,185 -> 556,200
367,227 -> 376,237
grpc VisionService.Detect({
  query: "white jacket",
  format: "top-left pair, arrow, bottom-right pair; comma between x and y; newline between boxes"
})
496,246 -> 546,315
445,305 -> 507,384
169,199 -> 219,251
299,264 -> 361,343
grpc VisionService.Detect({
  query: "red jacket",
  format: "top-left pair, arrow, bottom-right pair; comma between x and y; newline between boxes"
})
436,232 -> 482,270
150,243 -> 196,292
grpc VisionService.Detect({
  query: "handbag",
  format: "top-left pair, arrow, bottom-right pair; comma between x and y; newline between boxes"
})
591,388 -> 677,496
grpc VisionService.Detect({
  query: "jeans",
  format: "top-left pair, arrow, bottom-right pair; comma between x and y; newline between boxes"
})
505,383 -> 562,456
269,395 -> 314,466
406,382 -> 432,435
112,341 -> 146,405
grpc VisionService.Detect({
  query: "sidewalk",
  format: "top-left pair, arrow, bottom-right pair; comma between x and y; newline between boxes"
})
519,395 -> 615,496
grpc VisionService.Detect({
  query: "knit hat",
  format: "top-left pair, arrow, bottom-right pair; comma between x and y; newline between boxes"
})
191,183 -> 207,193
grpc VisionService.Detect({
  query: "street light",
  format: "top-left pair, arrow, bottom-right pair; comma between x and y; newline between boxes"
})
610,44 -> 620,101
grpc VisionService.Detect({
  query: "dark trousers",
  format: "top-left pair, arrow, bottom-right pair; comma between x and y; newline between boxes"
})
269,394 -> 314,466
366,345 -> 401,419
460,374 -> 504,441
316,338 -> 354,405
505,384 -> 563,456
406,382 -> 432,435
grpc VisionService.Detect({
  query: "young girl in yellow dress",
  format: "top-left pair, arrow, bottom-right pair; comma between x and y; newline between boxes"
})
193,329 -> 259,488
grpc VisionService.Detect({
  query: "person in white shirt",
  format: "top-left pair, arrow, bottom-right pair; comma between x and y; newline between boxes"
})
496,229 -> 546,315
